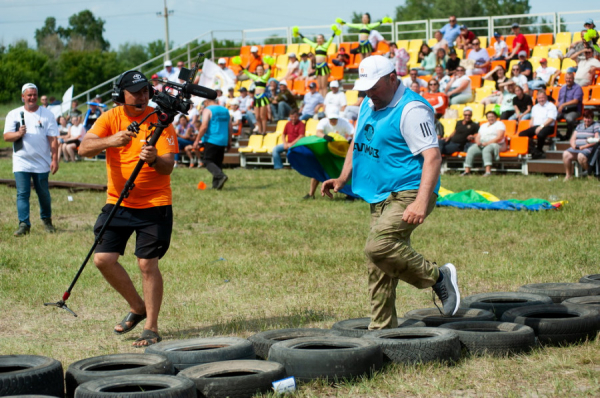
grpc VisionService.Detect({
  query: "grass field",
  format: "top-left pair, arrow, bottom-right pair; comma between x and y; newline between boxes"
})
0,158 -> 599,397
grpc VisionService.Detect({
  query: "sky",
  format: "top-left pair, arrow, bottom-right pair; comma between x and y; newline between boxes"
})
0,0 -> 598,50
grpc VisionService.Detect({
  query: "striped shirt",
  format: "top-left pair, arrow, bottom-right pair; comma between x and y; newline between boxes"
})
574,122 -> 600,148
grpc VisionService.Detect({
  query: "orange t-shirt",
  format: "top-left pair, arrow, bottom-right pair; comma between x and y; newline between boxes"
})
89,106 -> 178,209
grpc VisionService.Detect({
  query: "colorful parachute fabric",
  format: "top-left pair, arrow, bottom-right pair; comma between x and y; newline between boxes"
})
287,134 -> 359,198
436,187 -> 565,211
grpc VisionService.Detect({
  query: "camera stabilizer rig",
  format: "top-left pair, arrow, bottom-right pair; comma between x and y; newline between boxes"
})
45,53 -> 217,317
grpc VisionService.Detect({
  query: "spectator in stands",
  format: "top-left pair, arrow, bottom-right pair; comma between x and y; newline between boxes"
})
439,106 -> 479,155
573,48 -> 600,87
271,80 -> 298,122
557,71 -> 584,140
492,32 -> 508,60
431,30 -> 449,53
497,81 -> 517,120
158,60 -> 180,82
266,79 -> 279,101
61,115 -> 86,163
174,115 -> 197,168
518,91 -> 557,158
517,51 -> 533,81
69,100 -> 81,119
298,53 -> 311,80
418,43 -> 432,64
332,50 -> 351,67
343,91 -> 366,122
434,65 -> 451,92
481,65 -> 509,105
440,15 -> 461,48
237,87 -> 256,131
225,87 -> 236,108
283,53 -> 301,82
229,99 -> 243,136
510,64 -> 529,94
317,80 -> 347,117
307,52 -> 317,78
57,115 -> 69,136
456,25 -> 476,50
410,81 -> 422,94
446,48 -> 461,75
215,88 -> 227,107
467,38 -> 491,75
151,74 -> 164,93
423,79 -> 448,117
417,48 -> 438,76
299,82 -> 324,121
567,30 -> 600,65
217,58 -> 237,83
402,68 -> 427,89
444,66 -> 473,104
369,29 -> 388,52
40,95 -> 49,108
273,109 -> 305,170
83,103 -> 102,131
528,58 -> 560,91
462,111 -> 507,176
563,110 -> 600,180
246,46 -> 263,73
386,42 -> 410,77
506,23 -> 529,64
510,85 -> 533,121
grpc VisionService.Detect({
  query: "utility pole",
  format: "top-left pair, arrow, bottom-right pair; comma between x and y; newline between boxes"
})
156,0 -> 174,61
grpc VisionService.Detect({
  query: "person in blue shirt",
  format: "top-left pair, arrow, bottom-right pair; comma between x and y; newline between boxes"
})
299,82 -> 324,121
193,99 -> 232,190
321,56 -> 461,330
439,16 -> 461,48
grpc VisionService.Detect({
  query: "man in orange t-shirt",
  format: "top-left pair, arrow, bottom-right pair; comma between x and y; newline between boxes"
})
79,70 -> 178,347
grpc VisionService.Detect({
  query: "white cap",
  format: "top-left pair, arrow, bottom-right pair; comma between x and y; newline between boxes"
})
250,46 -> 259,53
22,83 -> 38,93
279,80 -> 288,86
463,106 -> 473,113
326,106 -> 340,119
218,58 -> 227,64
164,60 -> 172,67
288,52 -> 296,58
230,98 -> 240,106
353,55 -> 395,91
329,80 -> 339,88
518,50 -> 527,57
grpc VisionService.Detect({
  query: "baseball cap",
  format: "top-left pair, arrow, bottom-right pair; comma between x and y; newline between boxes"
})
449,48 -> 457,55
279,80 -> 288,86
288,52 -> 296,58
239,87 -> 248,92
512,23 -> 520,29
218,58 -> 227,64
460,25 -> 467,30
540,58 -> 547,63
250,46 -> 258,53
463,106 -> 473,114
164,60 -> 172,67
308,82 -> 317,89
584,18 -> 594,25
518,50 -> 527,57
353,55 -> 394,91
326,107 -> 340,119
21,83 -> 38,93
329,80 -> 339,88
151,74 -> 159,79
119,71 -> 149,93
494,32 -> 501,38
300,53 -> 308,57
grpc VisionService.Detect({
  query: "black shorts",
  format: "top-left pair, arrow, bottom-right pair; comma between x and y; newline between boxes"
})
202,142 -> 226,166
93,204 -> 173,259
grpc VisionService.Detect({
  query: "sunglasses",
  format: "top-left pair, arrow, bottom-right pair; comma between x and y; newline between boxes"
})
464,113 -> 472,116
456,69 -> 465,72
473,42 -> 480,45
429,82 -> 439,86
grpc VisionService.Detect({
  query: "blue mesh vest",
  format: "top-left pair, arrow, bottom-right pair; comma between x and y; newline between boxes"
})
205,105 -> 230,146
352,88 -> 440,204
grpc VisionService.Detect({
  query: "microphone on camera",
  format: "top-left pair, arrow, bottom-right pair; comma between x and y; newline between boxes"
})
182,83 -> 218,100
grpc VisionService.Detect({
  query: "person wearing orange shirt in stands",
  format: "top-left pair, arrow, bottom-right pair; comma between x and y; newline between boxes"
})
247,46 -> 264,73
422,79 -> 448,117
78,70 -> 178,348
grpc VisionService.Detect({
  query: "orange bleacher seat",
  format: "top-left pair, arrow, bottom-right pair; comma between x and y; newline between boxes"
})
240,46 -> 251,56
491,60 -> 506,71
339,42 -> 352,54
537,33 -> 553,46
373,41 -> 390,56
292,80 -> 307,96
273,44 -> 286,56
262,45 -> 274,56
328,65 -> 344,82
501,120 -> 518,138
546,86 -> 560,102
468,75 -> 482,88
524,34 -> 537,49
505,35 -> 515,47
584,86 -> 600,106
421,75 -> 433,83
557,72 -> 566,86
486,47 -> 495,57
500,136 -> 529,157
517,120 -> 532,134
229,63 -> 242,75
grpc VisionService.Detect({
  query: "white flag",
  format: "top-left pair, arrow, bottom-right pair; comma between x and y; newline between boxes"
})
198,59 -> 236,91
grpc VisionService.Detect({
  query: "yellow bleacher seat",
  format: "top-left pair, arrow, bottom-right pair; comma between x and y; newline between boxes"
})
238,135 -> 264,153
556,32 -> 572,46
327,43 -> 337,55
407,50 -> 419,68
483,79 -> 496,88
305,118 -> 319,136
478,36 -> 488,48
550,43 -> 569,54
450,104 -> 466,115
345,90 -> 359,105
467,102 -> 485,122
547,58 -> 561,70
455,49 -> 464,59
298,43 -> 312,55
506,59 -> 519,77
287,44 -> 300,56
397,40 -> 409,50
275,120 -> 287,135
484,104 -> 496,114
530,59 -> 541,73
277,135 -> 283,145
474,86 -> 494,103
561,58 -> 577,72
532,46 -> 549,58
274,54 -> 289,79
427,38 -> 437,48
408,39 -> 423,52
440,118 -> 457,138
573,31 -> 582,42
256,133 -> 279,153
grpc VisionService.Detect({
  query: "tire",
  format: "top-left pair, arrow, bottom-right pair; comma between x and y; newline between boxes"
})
460,292 -> 554,319
564,295 -> 600,308
66,354 -> 173,398
361,327 -> 461,364
517,283 -> 600,303
0,355 -> 64,397
74,375 -> 195,398
178,360 -> 286,398
438,321 -> 536,356
579,274 -> 600,285
331,317 -> 425,338
403,308 -> 496,327
248,328 -> 342,360
145,337 -> 255,372
267,336 -> 382,382
501,304 -> 600,346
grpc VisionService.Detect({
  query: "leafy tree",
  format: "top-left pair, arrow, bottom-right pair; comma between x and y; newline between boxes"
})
55,50 -> 122,94
58,10 -> 109,51
117,43 -> 150,70
35,17 -> 59,48
0,41 -> 51,102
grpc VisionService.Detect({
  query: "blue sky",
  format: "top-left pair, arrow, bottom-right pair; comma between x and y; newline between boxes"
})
0,0 -> 598,50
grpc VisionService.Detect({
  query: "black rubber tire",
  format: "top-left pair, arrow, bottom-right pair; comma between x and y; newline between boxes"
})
145,337 -> 255,372
579,274 -> 600,285
564,295 -> 600,308
74,375 -> 195,398
4,396 -> 57,397
460,292 -> 554,318
517,283 -> 600,303
501,304 -> 600,345
178,360 -> 285,398
438,321 -> 536,356
0,355 -> 64,397
361,327 -> 461,364
66,354 -> 173,398
267,336 -> 382,382
403,308 -> 496,327
248,328 -> 342,360
331,317 -> 426,338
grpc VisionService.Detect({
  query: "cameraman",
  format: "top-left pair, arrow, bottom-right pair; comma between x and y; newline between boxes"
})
78,70 -> 178,347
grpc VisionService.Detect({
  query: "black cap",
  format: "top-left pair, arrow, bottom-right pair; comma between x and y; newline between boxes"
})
120,71 -> 149,93
309,82 -> 317,89
449,48 -> 457,55
239,87 -> 248,92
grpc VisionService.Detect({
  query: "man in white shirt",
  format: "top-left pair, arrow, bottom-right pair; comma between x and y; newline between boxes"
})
3,83 -> 59,236
316,107 -> 354,141
217,58 -> 237,83
317,80 -> 347,118
492,32 -> 508,60
402,68 -> 428,89
237,87 -> 256,131
467,38 -> 491,75
229,99 -> 243,134
518,91 -> 557,158
369,30 -> 387,51
574,48 -> 600,86
157,60 -> 180,83
527,58 -> 560,90
434,65 -> 451,92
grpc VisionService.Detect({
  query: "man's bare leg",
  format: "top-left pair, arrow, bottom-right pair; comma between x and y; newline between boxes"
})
133,257 -> 163,347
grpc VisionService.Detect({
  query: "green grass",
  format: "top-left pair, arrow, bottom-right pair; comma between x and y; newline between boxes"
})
0,159 -> 599,397
1,102 -> 22,149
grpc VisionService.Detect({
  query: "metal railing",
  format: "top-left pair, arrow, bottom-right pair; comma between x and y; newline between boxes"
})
556,10 -> 600,33
429,17 -> 491,41
491,13 -> 557,36
394,20 -> 428,41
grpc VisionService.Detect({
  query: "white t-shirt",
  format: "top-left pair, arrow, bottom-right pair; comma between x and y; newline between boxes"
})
238,95 -> 253,112
316,117 -> 355,140
535,66 -> 558,84
69,124 -> 86,141
511,75 -> 528,90
467,48 -> 490,69
531,102 -> 558,127
369,30 -> 385,48
286,60 -> 300,75
432,39 -> 448,52
230,109 -> 243,124
324,91 -> 347,112
3,106 -> 58,173
479,121 -> 506,148
575,58 -> 600,85
493,40 -> 508,58
402,77 -> 428,88
438,75 -> 451,92
449,75 -> 472,94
